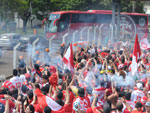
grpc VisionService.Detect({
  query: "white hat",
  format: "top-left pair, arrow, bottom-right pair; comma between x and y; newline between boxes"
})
145,102 -> 150,106
136,83 -> 143,90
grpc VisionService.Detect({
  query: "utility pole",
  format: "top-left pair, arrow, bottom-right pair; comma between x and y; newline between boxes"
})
117,1 -> 121,40
112,0 -> 121,43
112,0 -> 116,44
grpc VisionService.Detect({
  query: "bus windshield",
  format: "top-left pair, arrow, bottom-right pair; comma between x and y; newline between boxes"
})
46,20 -> 57,33
49,14 -> 60,20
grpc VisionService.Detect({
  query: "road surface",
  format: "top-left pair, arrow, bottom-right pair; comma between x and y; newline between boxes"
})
0,50 -> 27,80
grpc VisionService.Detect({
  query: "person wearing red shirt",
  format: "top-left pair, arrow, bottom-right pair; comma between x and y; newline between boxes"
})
73,88 -> 91,113
2,80 -> 15,91
62,88 -> 75,113
0,94 -> 15,113
131,102 -> 143,113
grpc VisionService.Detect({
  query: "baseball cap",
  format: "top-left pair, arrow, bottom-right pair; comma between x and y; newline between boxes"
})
136,83 -> 143,90
145,101 -> 150,107
148,91 -> 150,94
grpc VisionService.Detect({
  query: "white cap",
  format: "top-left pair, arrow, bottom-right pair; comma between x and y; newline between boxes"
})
136,83 -> 143,90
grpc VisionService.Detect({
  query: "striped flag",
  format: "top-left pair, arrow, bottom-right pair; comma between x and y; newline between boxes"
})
63,43 -> 74,72
34,88 -> 62,111
131,34 -> 141,76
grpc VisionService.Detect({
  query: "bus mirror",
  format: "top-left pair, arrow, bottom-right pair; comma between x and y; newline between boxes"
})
53,19 -> 59,26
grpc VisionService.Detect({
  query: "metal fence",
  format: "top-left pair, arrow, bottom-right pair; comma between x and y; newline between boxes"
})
59,24 -> 148,46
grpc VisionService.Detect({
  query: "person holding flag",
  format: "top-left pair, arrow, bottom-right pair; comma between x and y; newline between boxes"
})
131,34 -> 141,76
63,43 -> 74,74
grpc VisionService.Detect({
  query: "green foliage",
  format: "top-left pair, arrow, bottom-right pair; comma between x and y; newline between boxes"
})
0,0 -> 145,22
120,0 -> 144,13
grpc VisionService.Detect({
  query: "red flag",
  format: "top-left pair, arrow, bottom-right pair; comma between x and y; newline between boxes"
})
131,34 -> 141,75
63,43 -> 74,72
34,88 -> 62,111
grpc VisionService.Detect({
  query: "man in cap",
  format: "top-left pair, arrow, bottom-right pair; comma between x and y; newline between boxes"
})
145,101 -> 150,113
131,82 -> 145,102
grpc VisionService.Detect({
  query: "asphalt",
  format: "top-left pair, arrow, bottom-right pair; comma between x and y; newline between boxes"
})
0,50 -> 27,80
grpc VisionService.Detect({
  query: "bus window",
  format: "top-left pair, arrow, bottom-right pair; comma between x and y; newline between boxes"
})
47,20 -> 57,33
95,14 -> 112,24
71,14 -> 96,23
58,14 -> 70,32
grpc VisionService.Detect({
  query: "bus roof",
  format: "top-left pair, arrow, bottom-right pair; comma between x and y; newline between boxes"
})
51,10 -> 148,16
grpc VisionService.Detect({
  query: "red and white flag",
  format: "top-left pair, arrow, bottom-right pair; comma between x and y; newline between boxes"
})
34,88 -> 62,111
131,34 -> 141,76
140,38 -> 150,50
63,43 -> 74,71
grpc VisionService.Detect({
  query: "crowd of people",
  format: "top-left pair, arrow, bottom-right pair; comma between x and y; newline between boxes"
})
1,40 -> 150,113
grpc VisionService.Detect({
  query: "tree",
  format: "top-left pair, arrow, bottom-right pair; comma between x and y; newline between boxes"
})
16,0 -> 31,32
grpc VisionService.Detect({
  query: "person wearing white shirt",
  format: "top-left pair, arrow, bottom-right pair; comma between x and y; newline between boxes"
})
131,82 -> 145,102
10,69 -> 23,88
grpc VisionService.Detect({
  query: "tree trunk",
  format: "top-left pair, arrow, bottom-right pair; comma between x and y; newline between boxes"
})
23,19 -> 27,34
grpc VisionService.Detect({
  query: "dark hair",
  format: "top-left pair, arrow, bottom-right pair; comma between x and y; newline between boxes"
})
21,85 -> 29,94
0,88 -> 8,94
27,91 -> 33,100
78,88 -> 85,97
44,106 -> 51,113
125,92 -> 131,100
115,87 -> 120,93
135,102 -> 142,108
28,104 -> 35,113
119,91 -> 125,98
42,75 -> 48,81
41,84 -> 50,94
83,55 -> 87,60
111,69 -> 115,74
12,88 -> 18,95
77,57 -> 82,63
35,83 -> 40,89
13,69 -> 18,76
34,64 -> 40,70
57,91 -> 63,100
121,56 -> 125,63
